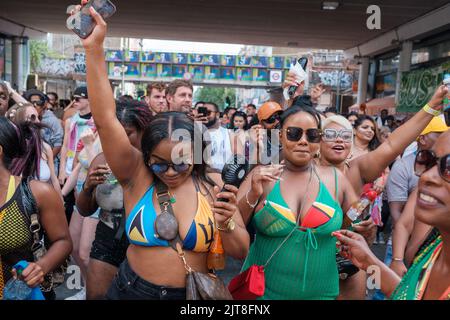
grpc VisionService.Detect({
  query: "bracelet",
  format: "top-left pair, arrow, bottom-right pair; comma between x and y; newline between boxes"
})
392,258 -> 404,262
246,189 -> 260,208
422,103 -> 441,116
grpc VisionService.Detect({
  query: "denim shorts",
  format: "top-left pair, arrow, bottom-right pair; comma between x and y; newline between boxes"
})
106,259 -> 186,300
90,221 -> 129,268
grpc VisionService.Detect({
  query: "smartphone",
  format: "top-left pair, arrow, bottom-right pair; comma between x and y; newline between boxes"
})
443,74 -> 450,126
288,57 -> 308,98
197,106 -> 208,117
66,0 -> 116,39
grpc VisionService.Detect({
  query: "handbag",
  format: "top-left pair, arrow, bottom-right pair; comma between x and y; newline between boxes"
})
228,166 -> 314,300
228,265 -> 265,300
21,177 -> 67,292
155,180 -> 233,300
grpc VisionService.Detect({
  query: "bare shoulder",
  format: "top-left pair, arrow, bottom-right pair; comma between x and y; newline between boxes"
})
29,179 -> 59,203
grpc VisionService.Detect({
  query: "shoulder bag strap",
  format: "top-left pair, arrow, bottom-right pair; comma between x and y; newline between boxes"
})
154,180 -> 183,252
20,177 -> 43,258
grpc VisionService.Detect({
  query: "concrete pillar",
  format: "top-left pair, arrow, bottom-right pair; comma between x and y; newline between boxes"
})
12,37 -> 24,92
395,41 -> 413,104
357,57 -> 370,105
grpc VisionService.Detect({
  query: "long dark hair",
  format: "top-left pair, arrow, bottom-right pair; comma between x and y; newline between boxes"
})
141,112 -> 216,190
0,117 -> 26,170
10,121 -> 46,178
116,100 -> 153,132
354,115 -> 380,151
230,111 -> 248,130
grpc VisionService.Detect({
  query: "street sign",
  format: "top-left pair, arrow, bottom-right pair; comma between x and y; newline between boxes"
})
270,70 -> 282,83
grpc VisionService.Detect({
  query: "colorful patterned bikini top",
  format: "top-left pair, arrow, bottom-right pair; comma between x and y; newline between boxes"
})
241,167 -> 343,299
126,180 -> 216,253
264,169 -> 339,230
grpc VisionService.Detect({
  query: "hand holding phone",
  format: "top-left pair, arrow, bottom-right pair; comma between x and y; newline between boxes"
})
287,57 -> 308,98
197,106 -> 208,117
66,0 -> 116,39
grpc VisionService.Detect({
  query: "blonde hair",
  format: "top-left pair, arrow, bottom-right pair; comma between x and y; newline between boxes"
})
321,115 -> 353,131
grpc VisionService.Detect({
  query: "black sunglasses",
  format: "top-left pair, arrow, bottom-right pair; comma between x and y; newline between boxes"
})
415,150 -> 450,183
284,127 -> 322,143
32,100 -> 45,107
149,162 -> 191,174
74,97 -> 87,102
263,113 -> 281,124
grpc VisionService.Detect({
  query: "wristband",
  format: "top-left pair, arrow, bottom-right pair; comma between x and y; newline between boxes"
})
392,258 -> 404,262
422,103 -> 441,116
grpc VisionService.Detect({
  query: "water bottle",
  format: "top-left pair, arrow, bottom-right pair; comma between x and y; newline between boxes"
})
443,74 -> 450,126
345,190 -> 378,222
2,261 -> 45,300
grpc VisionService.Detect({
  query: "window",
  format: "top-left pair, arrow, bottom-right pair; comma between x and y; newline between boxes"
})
411,38 -> 450,65
378,55 -> 399,73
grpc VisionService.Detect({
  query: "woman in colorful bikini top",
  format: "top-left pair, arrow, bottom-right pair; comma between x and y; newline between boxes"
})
81,11 -> 249,300
238,105 -> 360,300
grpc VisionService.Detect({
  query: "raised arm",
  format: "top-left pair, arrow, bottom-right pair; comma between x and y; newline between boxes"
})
349,85 -> 448,191
390,189 -> 417,276
80,7 -> 142,185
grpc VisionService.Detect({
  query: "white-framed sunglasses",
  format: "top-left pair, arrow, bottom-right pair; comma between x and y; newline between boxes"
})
322,128 -> 353,142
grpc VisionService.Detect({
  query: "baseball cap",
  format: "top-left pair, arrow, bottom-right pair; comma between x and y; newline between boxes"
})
23,89 -> 47,103
73,86 -> 88,98
257,101 -> 282,122
420,116 -> 449,136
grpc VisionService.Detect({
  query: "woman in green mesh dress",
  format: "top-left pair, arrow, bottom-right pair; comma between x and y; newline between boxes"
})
237,105 -> 359,300
334,130 -> 450,300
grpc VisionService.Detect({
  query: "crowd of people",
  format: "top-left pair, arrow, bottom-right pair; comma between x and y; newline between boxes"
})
0,6 -> 449,301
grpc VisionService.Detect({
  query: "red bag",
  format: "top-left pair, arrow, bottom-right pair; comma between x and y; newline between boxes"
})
228,265 -> 265,300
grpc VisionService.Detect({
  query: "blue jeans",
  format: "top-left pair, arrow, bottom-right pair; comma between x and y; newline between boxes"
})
106,259 -> 186,300
372,241 -> 392,300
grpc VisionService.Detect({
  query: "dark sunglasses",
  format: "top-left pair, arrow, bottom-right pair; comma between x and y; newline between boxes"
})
74,97 -> 86,102
32,100 -> 45,107
263,113 -> 281,124
414,150 -> 450,183
284,127 -> 322,143
149,162 -> 191,174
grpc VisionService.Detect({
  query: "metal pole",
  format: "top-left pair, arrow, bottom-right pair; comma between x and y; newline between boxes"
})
121,37 -> 125,95
336,69 -> 341,112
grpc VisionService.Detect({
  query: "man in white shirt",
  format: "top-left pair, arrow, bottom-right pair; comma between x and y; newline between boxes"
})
202,102 -> 233,172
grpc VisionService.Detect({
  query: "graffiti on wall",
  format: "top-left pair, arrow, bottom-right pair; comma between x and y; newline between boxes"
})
311,70 -> 353,89
398,60 -> 450,112
36,58 -> 74,77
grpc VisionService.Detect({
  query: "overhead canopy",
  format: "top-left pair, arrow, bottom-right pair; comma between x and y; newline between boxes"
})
349,96 -> 396,115
1,0 -> 449,48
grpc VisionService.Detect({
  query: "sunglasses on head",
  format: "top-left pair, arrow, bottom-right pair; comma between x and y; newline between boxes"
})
414,150 -> 450,183
284,127 -> 322,143
149,162 -> 191,174
32,100 -> 45,107
322,128 -> 353,142
263,113 -> 281,124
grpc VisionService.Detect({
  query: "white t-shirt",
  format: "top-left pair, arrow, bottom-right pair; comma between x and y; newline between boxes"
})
205,126 -> 233,171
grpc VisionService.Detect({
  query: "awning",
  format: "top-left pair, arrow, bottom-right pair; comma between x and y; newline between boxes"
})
348,96 -> 396,116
